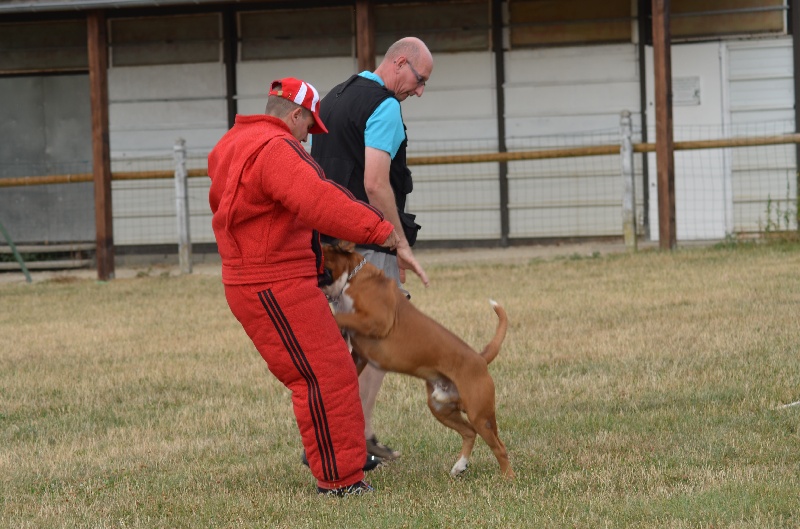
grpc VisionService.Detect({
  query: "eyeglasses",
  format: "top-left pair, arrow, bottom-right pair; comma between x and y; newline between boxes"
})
406,61 -> 426,87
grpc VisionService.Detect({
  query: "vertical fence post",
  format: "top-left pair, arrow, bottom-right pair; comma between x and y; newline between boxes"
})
88,11 -> 115,281
492,0 -> 510,247
793,0 -> 800,234
173,138 -> 192,274
620,111 -> 638,251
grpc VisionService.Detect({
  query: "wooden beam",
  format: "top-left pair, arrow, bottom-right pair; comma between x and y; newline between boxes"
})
652,0 -> 677,250
87,10 -> 115,280
356,0 -> 376,72
223,7 -> 238,129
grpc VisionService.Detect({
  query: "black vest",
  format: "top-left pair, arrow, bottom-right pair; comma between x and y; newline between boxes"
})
311,75 -> 419,248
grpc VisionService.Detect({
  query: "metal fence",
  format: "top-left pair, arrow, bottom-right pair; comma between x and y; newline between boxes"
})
1,114 -> 798,272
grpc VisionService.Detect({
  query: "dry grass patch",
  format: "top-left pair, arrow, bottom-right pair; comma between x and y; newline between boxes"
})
1,242 -> 799,528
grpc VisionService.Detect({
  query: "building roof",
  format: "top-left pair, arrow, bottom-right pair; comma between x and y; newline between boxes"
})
0,0 -> 238,13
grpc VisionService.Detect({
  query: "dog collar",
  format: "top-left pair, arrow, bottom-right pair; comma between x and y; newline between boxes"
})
328,258 -> 368,304
348,258 -> 367,281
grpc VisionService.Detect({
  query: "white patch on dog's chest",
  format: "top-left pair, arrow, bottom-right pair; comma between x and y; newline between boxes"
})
337,287 -> 355,313
430,379 -> 460,406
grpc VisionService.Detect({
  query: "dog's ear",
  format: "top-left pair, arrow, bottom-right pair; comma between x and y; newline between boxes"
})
336,240 -> 356,253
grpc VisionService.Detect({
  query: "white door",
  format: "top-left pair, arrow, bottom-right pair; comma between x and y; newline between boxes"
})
645,42 -> 730,241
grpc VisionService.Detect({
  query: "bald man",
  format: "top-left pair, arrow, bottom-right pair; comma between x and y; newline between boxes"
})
311,37 -> 433,463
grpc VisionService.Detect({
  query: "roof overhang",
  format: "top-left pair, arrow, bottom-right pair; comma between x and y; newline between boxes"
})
0,0 -> 244,14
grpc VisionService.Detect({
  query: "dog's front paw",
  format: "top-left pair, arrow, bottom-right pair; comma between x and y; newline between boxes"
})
449,456 -> 469,477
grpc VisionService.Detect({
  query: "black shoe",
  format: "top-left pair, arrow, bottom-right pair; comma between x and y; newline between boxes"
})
317,480 -> 374,496
301,451 -> 382,472
362,453 -> 382,471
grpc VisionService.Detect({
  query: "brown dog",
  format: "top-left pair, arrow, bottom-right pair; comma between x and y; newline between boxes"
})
321,241 -> 513,478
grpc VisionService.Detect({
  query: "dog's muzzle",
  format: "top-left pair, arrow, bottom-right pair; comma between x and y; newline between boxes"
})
317,268 -> 334,288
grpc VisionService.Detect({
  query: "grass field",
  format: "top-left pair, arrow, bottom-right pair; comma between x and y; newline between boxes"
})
1,241 -> 799,528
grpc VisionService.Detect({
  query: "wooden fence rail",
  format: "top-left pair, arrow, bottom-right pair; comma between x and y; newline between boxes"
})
2,134 -> 800,188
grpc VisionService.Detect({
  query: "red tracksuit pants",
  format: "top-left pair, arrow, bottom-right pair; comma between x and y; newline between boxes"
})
224,276 -> 366,490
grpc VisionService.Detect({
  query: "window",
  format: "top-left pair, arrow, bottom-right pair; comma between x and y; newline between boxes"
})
0,20 -> 87,74
509,0 -> 632,48
375,0 -> 490,53
110,14 -> 221,67
240,7 -> 353,60
670,0 -> 786,40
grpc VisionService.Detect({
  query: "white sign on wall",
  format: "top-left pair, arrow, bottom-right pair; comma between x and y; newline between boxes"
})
673,76 -> 701,106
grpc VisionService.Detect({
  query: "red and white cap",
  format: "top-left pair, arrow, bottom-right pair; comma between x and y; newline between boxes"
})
269,77 -> 328,134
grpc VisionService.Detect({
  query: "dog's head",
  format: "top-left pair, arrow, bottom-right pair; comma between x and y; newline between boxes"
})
320,240 -> 365,298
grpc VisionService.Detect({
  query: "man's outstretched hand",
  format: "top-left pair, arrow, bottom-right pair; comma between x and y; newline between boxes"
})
396,240 -> 429,287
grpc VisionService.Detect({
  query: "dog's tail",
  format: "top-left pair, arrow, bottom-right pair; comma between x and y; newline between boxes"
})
480,299 -> 508,365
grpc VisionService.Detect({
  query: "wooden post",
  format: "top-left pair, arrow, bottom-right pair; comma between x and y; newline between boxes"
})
620,111 -> 638,251
356,0 -> 376,72
223,7 -> 238,129
87,11 -> 115,280
174,139 -> 192,274
652,0 -> 676,250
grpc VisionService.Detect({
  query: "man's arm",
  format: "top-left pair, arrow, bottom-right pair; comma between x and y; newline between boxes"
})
363,147 -> 404,240
263,139 -> 396,249
364,146 -> 429,287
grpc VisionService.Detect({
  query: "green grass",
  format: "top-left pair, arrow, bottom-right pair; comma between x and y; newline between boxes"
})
1,243 -> 799,528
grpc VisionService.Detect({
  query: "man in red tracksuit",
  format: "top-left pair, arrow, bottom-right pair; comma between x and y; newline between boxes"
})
208,77 -> 424,495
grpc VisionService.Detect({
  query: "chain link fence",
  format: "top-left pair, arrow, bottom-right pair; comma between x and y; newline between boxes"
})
1,115 -> 798,271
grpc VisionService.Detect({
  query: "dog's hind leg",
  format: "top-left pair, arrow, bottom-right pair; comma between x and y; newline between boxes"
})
461,382 -> 514,478
426,381 -> 477,477
471,413 -> 513,478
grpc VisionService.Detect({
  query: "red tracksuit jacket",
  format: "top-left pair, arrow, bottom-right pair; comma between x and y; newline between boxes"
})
208,114 -> 393,285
